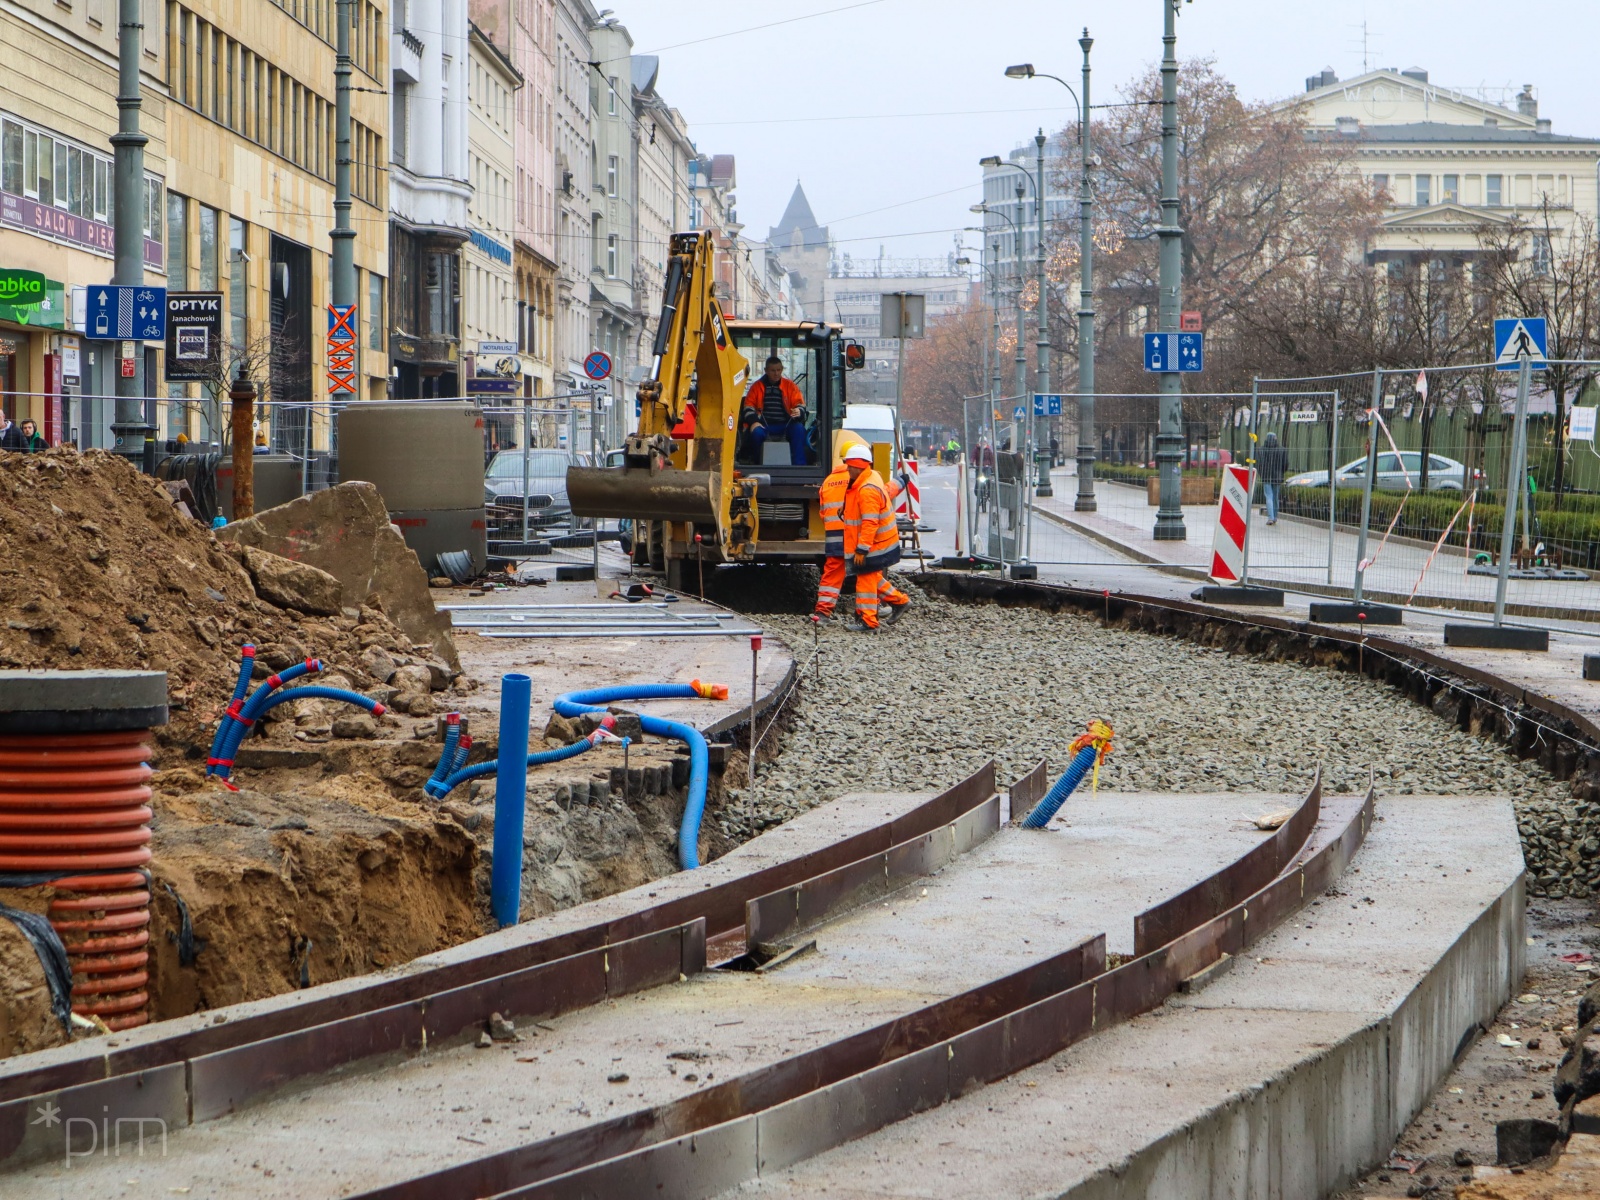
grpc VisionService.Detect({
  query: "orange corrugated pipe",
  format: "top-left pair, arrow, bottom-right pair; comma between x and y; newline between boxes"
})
0,731 -> 154,1030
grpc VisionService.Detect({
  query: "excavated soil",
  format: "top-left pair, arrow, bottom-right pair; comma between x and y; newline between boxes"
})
0,449 -> 447,748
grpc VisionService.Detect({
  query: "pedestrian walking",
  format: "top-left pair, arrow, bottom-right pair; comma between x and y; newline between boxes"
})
1259,432 -> 1288,525
16,420 -> 45,452
0,409 -> 23,452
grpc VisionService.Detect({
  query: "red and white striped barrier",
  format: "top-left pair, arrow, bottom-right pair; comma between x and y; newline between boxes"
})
895,456 -> 922,522
1209,463 -> 1253,583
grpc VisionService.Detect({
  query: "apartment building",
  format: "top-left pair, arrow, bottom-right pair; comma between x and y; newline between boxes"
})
0,0 -> 168,445
390,0 -> 470,397
163,0 -> 391,463
462,14 -> 521,399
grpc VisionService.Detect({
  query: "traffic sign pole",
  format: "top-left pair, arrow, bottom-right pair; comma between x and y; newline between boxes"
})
1493,355 -> 1534,626
111,0 -> 150,465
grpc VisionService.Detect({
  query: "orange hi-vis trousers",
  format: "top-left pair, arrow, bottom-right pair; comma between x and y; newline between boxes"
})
854,571 -> 909,628
815,555 -> 846,614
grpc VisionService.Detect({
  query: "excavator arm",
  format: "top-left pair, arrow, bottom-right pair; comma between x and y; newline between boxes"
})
567,231 -> 761,559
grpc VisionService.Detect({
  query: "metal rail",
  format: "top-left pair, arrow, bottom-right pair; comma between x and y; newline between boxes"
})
343,770 -> 1367,1199
0,765 -> 999,1153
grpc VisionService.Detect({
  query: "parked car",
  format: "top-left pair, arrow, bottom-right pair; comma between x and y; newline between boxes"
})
484,448 -> 586,536
1287,452 -> 1479,492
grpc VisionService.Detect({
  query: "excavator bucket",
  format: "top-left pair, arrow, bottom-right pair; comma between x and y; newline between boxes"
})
566,465 -> 721,525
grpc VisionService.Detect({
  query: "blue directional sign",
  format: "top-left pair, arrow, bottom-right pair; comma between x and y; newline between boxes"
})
1176,331 -> 1204,372
1493,317 -> 1548,371
1143,332 -> 1205,373
1033,393 -> 1064,416
85,284 -> 166,341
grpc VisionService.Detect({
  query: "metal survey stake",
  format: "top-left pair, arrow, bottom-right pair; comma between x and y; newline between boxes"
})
749,635 -> 761,789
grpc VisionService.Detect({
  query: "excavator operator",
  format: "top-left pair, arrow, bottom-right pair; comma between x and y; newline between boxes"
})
740,356 -> 812,466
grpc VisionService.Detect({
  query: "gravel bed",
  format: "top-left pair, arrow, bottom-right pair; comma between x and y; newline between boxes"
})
713,579 -> 1595,897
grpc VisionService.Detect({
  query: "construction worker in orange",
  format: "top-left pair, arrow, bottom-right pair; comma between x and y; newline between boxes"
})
814,450 -> 854,618
841,443 -> 911,632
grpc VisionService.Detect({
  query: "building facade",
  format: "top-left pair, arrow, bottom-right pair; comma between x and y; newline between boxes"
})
0,0 -> 169,446
390,0 -> 471,397
508,0 -> 556,400
826,265 -> 971,406
165,0 -> 392,461
587,17 -> 636,444
552,0 -> 595,399
631,55 -> 691,371
463,15 -> 520,405
767,182 -> 827,319
1290,67 -> 1600,261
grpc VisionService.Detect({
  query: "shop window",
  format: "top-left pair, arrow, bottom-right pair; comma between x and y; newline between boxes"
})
229,217 -> 247,349
199,205 -> 219,289
368,271 -> 383,351
167,192 -> 188,288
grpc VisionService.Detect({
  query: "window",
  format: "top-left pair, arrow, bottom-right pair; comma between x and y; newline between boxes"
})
198,205 -> 219,289
229,217 -> 247,349
0,120 -> 20,194
143,178 -> 163,244
93,158 -> 107,220
53,141 -> 67,208
167,192 -> 188,287
1486,174 -> 1502,207
607,154 -> 617,197
607,75 -> 617,115
1414,175 -> 1431,206
1532,233 -> 1552,275
1441,174 -> 1458,204
368,271 -> 383,351
607,233 -> 617,277
1371,173 -> 1388,197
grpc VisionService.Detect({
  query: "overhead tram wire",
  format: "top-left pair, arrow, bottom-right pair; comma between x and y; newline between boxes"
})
591,0 -> 895,67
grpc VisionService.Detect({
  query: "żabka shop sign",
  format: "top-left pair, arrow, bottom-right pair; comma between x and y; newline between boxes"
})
0,269 -> 45,306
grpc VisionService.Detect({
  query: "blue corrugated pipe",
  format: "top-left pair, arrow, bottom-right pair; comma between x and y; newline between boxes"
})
1020,720 -> 1114,829
491,674 -> 532,927
428,713 -> 462,791
423,730 -> 622,800
209,659 -> 324,780
205,644 -> 257,776
553,681 -> 726,870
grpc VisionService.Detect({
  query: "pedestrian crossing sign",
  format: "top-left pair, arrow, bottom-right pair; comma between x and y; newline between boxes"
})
1493,317 -> 1548,371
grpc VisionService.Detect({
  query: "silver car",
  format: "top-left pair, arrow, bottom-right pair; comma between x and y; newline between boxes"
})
485,449 -> 586,534
1287,451 -> 1478,492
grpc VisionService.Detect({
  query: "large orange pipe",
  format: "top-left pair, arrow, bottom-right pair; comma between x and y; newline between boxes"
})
0,732 -> 155,1030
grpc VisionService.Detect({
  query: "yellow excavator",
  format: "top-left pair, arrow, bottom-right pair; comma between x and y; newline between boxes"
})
567,230 -> 867,589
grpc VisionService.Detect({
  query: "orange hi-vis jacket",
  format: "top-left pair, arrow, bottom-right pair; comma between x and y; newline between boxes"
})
741,376 -> 806,421
844,467 -> 900,566
819,466 -> 850,557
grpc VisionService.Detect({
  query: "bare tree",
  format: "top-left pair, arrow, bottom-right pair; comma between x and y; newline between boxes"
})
902,300 -> 995,431
1476,202 -> 1600,504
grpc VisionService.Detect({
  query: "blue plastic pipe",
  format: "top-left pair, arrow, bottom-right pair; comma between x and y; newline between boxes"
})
424,734 -> 610,800
429,715 -> 462,790
491,673 -> 532,927
1020,743 -> 1099,829
208,685 -> 385,788
212,660 -> 324,769
554,685 -> 711,870
206,645 -> 257,776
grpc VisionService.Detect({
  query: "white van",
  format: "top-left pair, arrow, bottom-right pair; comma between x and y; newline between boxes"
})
841,403 -> 899,469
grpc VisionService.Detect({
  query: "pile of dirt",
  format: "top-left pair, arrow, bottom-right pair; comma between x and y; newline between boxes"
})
0,450 -> 458,747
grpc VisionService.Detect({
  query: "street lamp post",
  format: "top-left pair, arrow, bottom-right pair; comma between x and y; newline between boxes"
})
969,198 -> 1028,416
1006,44 -> 1097,507
1152,0 -> 1187,540
1032,129 -> 1052,496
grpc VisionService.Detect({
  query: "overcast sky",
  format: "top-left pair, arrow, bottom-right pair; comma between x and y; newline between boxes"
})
613,0 -> 1598,263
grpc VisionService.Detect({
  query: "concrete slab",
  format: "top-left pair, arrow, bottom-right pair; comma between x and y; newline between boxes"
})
0,792 -> 1295,1197
722,793 -> 1524,1199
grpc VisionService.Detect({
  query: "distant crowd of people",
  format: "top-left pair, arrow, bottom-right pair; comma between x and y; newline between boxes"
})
0,408 -> 46,452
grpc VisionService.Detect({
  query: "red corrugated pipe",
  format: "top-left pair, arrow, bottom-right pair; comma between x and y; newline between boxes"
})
0,731 -> 154,1030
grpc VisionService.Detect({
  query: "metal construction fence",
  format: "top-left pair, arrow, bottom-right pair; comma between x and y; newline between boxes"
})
958,360 -> 1600,621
